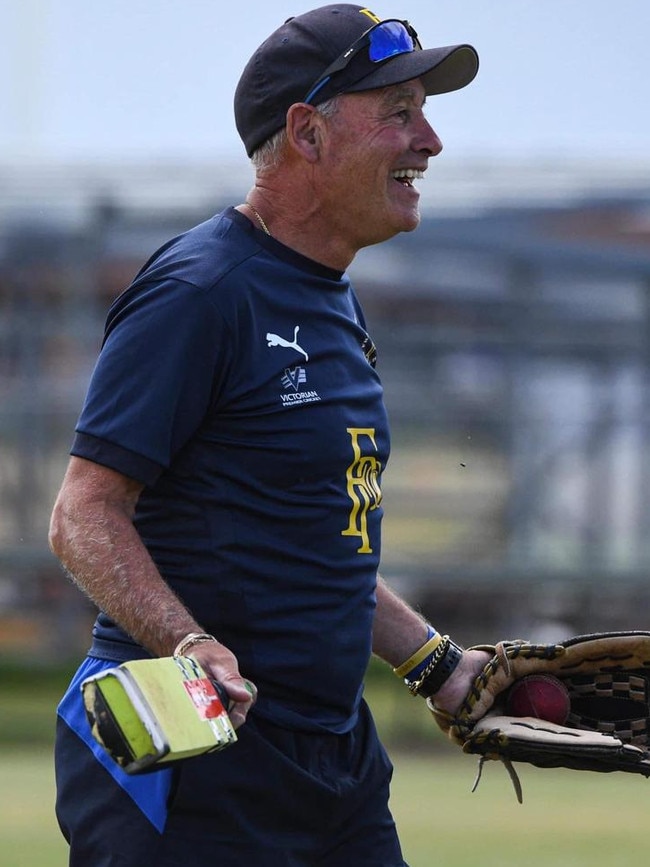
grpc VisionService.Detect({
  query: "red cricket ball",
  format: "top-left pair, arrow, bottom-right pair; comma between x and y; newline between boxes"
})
505,674 -> 570,725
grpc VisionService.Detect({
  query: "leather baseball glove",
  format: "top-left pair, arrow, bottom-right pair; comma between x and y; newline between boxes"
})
430,631 -> 650,801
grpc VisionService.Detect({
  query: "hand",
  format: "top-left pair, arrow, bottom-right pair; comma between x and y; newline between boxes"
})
188,640 -> 257,729
431,648 -> 490,716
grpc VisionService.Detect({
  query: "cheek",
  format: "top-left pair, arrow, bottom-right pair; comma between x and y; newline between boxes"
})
325,151 -> 372,194
321,131 -> 392,199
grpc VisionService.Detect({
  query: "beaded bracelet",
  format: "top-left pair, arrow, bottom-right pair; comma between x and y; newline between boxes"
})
173,632 -> 218,657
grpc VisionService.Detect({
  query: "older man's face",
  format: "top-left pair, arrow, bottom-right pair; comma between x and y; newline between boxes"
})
315,78 -> 443,249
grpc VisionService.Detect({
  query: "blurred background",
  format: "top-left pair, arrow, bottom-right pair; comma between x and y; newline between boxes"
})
3,3 -> 650,864
2,0 -> 650,660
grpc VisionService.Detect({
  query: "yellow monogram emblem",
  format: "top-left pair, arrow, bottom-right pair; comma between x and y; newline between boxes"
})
341,428 -> 382,553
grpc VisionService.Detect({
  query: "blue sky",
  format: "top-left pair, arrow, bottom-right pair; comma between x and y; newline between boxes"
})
2,0 -> 649,164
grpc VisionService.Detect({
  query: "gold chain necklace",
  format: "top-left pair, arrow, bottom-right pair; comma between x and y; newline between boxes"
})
245,202 -> 271,236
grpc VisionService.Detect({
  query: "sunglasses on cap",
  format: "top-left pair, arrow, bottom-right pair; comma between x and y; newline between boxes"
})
303,19 -> 422,105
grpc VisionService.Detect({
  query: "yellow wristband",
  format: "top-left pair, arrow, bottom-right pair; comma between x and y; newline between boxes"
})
393,632 -> 443,678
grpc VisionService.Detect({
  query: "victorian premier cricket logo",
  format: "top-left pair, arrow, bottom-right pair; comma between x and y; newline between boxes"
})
341,428 -> 382,553
266,325 -> 321,407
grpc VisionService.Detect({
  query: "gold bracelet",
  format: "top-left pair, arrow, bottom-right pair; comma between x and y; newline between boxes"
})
173,632 -> 217,657
406,636 -> 451,696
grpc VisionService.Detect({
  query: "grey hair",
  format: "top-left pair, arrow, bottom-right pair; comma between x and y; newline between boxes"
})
250,95 -> 342,172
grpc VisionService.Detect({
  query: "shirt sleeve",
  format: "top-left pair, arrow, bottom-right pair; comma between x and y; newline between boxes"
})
72,278 -> 230,485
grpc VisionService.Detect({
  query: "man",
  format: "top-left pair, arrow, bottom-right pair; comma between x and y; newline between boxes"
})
50,5 -> 487,865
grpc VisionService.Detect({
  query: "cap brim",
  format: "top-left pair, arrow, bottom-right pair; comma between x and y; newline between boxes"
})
344,44 -> 479,97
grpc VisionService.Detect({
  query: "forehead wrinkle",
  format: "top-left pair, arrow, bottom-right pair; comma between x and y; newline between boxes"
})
379,83 -> 425,108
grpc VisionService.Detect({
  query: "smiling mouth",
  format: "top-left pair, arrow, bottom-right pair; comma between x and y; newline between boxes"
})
392,169 -> 425,187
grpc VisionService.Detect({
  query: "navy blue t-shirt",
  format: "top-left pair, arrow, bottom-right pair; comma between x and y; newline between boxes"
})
72,208 -> 390,733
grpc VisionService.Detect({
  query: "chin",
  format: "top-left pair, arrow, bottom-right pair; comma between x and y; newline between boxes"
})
394,207 -> 421,234
361,205 -> 421,247
403,211 -> 421,232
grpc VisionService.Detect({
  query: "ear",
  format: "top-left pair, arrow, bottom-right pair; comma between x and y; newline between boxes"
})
285,103 -> 325,163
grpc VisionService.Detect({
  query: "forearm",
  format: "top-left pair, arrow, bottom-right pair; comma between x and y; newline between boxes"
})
58,515 -> 199,656
49,463 -> 201,657
50,457 -> 256,725
372,574 -> 430,666
372,574 -> 490,714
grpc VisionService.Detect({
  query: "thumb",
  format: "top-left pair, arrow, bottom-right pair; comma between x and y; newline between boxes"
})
221,675 -> 257,707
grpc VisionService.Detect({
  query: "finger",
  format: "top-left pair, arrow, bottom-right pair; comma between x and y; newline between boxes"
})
243,679 -> 257,703
228,694 -> 256,728
220,678 -> 257,728
221,676 -> 257,703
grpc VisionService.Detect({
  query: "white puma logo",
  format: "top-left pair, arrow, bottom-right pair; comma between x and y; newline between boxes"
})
266,326 -> 309,362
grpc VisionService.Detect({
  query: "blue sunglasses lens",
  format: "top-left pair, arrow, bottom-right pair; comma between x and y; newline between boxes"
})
303,19 -> 419,104
367,21 -> 415,62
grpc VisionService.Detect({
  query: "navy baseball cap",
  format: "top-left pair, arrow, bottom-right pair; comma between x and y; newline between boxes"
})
234,4 -> 479,157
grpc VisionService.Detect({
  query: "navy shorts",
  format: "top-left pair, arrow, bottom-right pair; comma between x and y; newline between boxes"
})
55,657 -> 408,866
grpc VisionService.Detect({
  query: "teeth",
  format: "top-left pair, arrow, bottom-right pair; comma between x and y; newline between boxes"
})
392,169 -> 424,180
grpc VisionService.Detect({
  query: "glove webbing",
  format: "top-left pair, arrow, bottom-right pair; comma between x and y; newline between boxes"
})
565,671 -> 650,745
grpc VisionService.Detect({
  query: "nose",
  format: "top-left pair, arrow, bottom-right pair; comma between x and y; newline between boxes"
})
418,116 -> 443,157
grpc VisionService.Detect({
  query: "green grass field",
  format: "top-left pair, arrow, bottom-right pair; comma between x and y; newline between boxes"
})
2,665 -> 650,866
0,746 -> 69,866
391,752 -> 650,867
